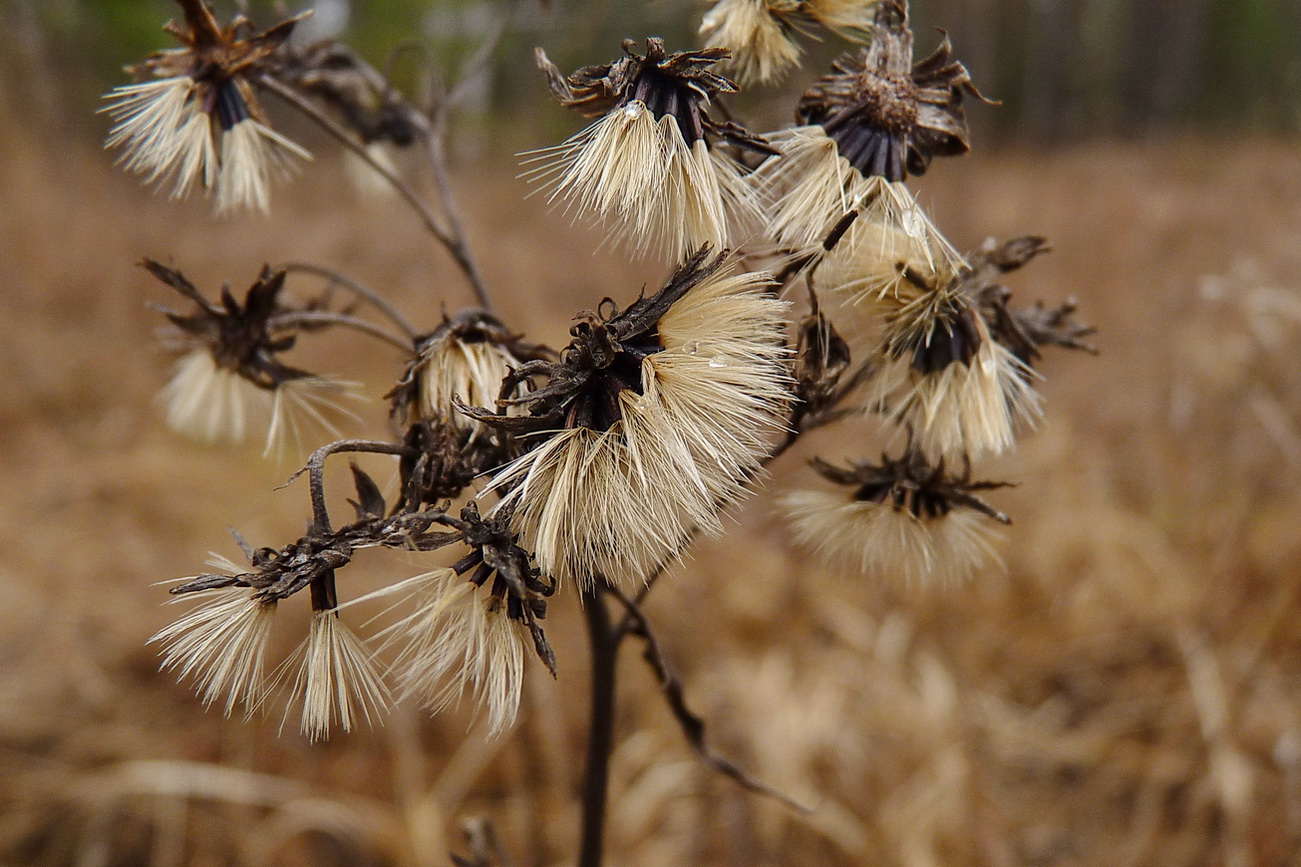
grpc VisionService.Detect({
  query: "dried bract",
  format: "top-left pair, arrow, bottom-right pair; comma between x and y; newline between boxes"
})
964,236 -> 1099,365
782,450 -> 1010,584
526,40 -> 771,261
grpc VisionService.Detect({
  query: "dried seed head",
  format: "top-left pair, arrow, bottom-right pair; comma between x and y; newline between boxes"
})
701,0 -> 805,86
360,504 -> 555,737
148,261 -> 360,454
861,261 -> 1042,461
753,125 -> 960,267
796,1 -> 986,181
389,310 -> 548,435
700,0 -> 878,86
782,450 -> 1010,584
525,41 -> 770,261
101,3 -> 310,213
473,249 -> 792,588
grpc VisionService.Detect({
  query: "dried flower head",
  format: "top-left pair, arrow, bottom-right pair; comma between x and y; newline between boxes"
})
700,0 -> 876,86
101,0 -> 310,214
526,40 -> 772,261
373,503 -> 556,737
389,310 -> 550,435
796,0 -> 986,182
859,255 -> 1042,461
156,465 -> 469,738
147,260 -> 359,454
782,450 -> 1010,584
468,248 -> 791,588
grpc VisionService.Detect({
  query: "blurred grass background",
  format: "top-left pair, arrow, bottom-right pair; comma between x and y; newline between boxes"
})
2,1 -> 1301,865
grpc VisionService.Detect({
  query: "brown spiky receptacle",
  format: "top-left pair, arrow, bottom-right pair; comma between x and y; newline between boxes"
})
782,452 -> 1011,585
526,40 -> 773,262
700,0 -> 877,86
101,0 -> 310,214
753,0 -> 982,266
468,248 -> 792,589
147,261 -> 360,456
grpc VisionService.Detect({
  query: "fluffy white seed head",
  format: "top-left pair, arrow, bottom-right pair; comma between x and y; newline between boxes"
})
152,566 -> 278,718
374,570 -> 528,738
754,126 -> 960,278
484,266 -> 791,588
415,334 -> 525,435
284,612 -> 391,742
522,104 -> 763,262
867,330 -> 1042,461
782,488 -> 1004,585
701,0 -> 804,86
102,77 -> 309,215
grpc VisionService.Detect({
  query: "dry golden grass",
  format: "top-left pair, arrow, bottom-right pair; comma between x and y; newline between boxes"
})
2,126 -> 1300,866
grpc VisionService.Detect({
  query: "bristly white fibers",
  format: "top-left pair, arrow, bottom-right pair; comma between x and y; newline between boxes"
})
285,611 -> 391,741
485,265 -> 791,589
782,489 -> 1004,585
376,570 -> 529,738
161,349 -> 359,456
153,585 -> 278,718
522,102 -> 762,262
102,77 -> 309,215
701,0 -> 803,86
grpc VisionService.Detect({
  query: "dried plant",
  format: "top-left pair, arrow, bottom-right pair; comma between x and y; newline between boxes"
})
103,1 -> 1095,865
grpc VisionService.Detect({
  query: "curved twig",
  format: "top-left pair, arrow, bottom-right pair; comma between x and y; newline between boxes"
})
256,74 -> 492,311
607,586 -> 812,813
285,439 -> 412,534
280,261 -> 419,339
270,310 -> 414,352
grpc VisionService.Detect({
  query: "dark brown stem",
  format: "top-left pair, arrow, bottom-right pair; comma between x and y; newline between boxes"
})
578,583 -> 619,867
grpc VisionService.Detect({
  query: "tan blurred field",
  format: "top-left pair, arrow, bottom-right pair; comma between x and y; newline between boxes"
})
2,126 -> 1300,866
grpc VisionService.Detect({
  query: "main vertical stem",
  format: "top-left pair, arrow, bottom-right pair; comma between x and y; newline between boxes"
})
578,585 -> 620,867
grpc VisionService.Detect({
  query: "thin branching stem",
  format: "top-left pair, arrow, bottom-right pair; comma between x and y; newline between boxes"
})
607,587 -> 811,812
271,310 -> 414,352
280,262 -> 420,339
256,74 -> 493,311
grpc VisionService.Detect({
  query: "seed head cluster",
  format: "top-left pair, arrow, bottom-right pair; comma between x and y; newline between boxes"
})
111,0 -> 1094,742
